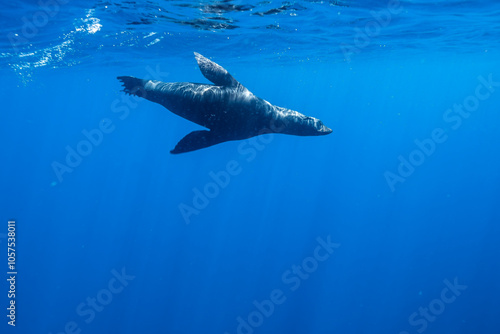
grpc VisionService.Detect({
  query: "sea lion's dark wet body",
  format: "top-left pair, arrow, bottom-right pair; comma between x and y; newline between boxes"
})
118,53 -> 331,154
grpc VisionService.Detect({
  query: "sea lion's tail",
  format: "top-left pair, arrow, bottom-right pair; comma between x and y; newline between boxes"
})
117,76 -> 148,97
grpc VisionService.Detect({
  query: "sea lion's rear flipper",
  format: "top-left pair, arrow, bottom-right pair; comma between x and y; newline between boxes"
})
170,130 -> 228,154
194,52 -> 241,88
117,76 -> 148,96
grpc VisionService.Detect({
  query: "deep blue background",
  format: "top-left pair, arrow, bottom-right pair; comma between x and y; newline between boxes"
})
1,1 -> 500,334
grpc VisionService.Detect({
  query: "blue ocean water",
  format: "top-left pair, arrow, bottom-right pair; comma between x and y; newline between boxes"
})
1,1 -> 500,333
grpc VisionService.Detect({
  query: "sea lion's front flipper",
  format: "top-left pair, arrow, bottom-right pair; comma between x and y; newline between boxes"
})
171,130 -> 228,154
194,52 -> 241,88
